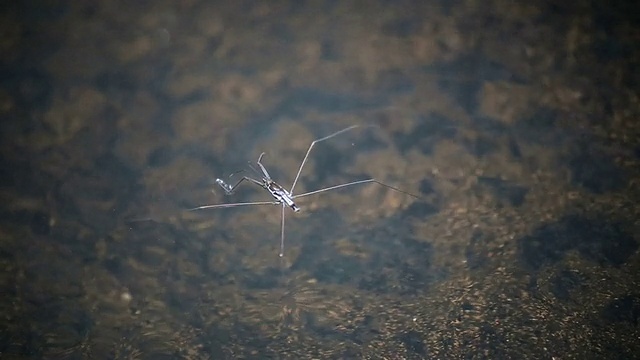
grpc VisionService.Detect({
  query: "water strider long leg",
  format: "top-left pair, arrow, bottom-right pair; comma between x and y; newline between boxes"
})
279,204 -> 285,257
127,200 -> 278,222
292,178 -> 421,199
187,200 -> 278,211
289,124 -> 377,195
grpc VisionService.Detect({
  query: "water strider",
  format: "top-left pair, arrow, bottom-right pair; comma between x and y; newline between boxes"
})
186,124 -> 422,257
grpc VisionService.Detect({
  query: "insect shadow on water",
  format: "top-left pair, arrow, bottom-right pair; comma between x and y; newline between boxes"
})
139,125 -> 423,257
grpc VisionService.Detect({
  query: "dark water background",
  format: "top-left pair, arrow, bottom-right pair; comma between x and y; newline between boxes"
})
1,1 -> 639,359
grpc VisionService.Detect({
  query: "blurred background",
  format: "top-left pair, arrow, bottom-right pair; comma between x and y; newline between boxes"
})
1,0 -> 639,358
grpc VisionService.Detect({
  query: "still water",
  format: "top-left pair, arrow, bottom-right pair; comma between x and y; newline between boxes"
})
1,1 -> 639,359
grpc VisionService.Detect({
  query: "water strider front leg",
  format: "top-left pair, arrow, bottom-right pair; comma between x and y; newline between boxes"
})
215,178 -> 234,194
255,152 -> 273,180
215,175 -> 264,195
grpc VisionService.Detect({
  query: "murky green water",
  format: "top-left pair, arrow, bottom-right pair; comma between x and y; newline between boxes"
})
1,1 -> 639,358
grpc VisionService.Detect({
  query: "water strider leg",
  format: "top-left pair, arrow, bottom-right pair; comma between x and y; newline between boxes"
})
292,178 -> 421,199
216,175 -> 264,195
255,152 -> 273,180
289,125 -> 378,195
279,204 -> 286,257
187,200 -> 278,212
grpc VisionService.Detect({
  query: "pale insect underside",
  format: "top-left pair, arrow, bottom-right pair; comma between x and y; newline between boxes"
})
187,124 -> 422,257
